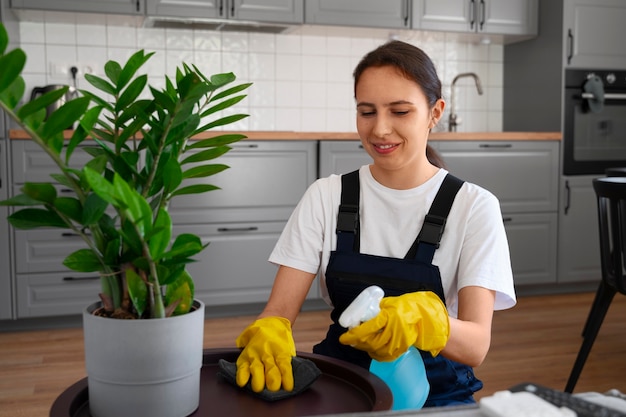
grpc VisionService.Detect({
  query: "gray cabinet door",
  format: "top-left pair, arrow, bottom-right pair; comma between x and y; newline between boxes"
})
504,213 -> 558,285
558,175 -> 601,284
563,0 -> 626,69
305,0 -> 410,29
10,0 -> 143,14
147,0 -> 303,23
436,141 -> 559,214
318,141 -> 371,178
413,0 -> 537,36
0,140 -> 12,320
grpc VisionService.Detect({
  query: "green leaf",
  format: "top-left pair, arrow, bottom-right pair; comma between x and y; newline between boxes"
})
0,48 -> 26,95
126,267 -> 148,317
39,96 -> 90,140
84,73 -> 116,96
103,237 -> 121,266
84,167 -> 117,205
0,193 -> 42,206
54,197 -> 82,222
0,23 -> 7,54
210,72 -> 236,89
116,50 -> 154,92
0,75 -> 25,110
171,183 -> 220,197
185,134 -> 246,150
22,182 -> 57,204
149,208 -> 171,260
82,193 -> 108,225
200,95 -> 247,118
8,208 -> 67,229
115,74 -> 147,112
163,158 -> 183,195
104,60 -> 122,86
210,82 -> 252,103
165,270 -> 194,316
112,173 -> 152,236
66,106 -> 102,162
182,164 -> 228,179
162,233 -> 205,259
63,249 -> 102,272
17,86 -> 69,119
181,146 -> 230,165
196,113 -> 249,132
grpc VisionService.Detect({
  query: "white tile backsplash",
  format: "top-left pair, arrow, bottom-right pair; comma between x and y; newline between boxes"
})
17,18 -> 505,132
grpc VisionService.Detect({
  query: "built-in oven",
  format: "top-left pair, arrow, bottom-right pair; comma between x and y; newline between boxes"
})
563,69 -> 626,175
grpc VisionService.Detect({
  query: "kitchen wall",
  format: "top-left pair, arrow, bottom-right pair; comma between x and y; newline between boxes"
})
17,14 -> 504,133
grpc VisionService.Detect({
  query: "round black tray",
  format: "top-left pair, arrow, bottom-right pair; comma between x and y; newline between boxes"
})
50,348 -> 393,417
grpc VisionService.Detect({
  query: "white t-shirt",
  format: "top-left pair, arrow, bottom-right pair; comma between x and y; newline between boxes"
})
269,166 -> 516,318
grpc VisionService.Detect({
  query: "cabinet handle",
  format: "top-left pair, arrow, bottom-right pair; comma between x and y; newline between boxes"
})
219,0 -> 224,17
136,0 -> 140,13
479,0 -> 486,30
567,29 -> 573,65
231,144 -> 259,149
564,180 -> 571,215
478,143 -> 512,148
469,0 -> 476,30
230,0 -> 235,17
502,217 -> 513,223
63,276 -> 100,281
217,226 -> 259,232
402,0 -> 410,27
62,232 -> 91,237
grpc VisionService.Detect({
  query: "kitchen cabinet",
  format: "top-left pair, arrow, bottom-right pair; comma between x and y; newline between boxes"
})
146,0 -> 303,24
437,140 -> 559,286
10,141 -> 102,318
168,140 -> 318,307
304,0 -> 410,30
563,0 -> 626,69
9,140 -> 318,317
412,0 -> 538,36
558,175 -> 601,284
319,140 -> 560,287
10,0 -> 143,14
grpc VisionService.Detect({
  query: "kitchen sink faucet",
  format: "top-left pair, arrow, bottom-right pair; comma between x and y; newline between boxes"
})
448,72 -> 483,132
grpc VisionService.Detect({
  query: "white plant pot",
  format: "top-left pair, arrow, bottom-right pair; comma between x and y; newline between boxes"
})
83,300 -> 205,417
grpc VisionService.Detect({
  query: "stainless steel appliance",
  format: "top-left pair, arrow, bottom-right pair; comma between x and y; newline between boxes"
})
563,69 -> 626,175
29,84 -> 77,120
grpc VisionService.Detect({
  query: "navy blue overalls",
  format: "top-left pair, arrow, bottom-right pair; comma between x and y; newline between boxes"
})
312,170 -> 483,407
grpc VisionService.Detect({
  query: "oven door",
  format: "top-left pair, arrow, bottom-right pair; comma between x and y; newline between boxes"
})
563,86 -> 626,175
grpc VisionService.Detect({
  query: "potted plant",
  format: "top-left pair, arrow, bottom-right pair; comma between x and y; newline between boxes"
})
0,23 -> 250,417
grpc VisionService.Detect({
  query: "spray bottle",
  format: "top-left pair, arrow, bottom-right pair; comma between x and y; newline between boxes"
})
339,285 -> 430,410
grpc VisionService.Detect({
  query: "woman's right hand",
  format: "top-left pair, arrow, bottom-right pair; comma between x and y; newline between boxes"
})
235,316 -> 296,392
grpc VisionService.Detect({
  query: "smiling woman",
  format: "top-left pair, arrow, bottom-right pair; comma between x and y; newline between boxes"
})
230,39 -> 516,410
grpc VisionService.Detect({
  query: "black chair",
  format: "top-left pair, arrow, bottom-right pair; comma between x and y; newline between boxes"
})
565,176 -> 626,393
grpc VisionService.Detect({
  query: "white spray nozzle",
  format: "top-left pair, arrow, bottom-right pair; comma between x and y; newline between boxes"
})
339,285 -> 385,329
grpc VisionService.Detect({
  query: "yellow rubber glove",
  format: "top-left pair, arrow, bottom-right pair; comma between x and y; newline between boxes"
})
235,316 -> 296,393
339,291 -> 449,362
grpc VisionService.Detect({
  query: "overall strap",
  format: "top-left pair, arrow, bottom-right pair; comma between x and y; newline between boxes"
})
336,170 -> 360,252
406,174 -> 465,263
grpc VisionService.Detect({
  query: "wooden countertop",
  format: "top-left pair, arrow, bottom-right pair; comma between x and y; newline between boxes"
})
8,129 -> 561,141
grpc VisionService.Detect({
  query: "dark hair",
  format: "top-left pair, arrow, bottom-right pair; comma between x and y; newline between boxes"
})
353,40 -> 446,169
353,40 -> 442,107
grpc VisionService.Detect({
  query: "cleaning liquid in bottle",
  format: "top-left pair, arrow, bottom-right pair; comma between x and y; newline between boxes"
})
339,285 -> 430,411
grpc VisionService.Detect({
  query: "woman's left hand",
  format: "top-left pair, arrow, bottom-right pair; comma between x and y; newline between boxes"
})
339,291 -> 449,361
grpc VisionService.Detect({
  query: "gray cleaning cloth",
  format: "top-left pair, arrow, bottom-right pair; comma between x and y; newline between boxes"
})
217,356 -> 322,402
584,75 -> 605,113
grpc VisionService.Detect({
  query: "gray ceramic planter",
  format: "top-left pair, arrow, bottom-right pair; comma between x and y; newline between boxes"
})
83,300 -> 205,417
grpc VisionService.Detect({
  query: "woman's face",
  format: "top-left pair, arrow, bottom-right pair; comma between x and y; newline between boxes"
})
355,65 -> 444,177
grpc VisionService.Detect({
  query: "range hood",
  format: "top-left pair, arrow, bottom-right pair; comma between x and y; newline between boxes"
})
143,16 -> 295,34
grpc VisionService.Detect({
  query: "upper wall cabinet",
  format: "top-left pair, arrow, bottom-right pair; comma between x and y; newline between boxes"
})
146,0 -> 303,24
10,0 -> 143,14
304,0 -> 410,29
563,0 -> 626,68
413,0 -> 537,36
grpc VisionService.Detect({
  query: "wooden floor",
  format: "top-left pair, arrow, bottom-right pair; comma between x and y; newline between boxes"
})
1,291 -> 625,417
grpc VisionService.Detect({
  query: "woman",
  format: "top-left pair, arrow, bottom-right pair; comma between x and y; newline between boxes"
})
234,40 -> 516,407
